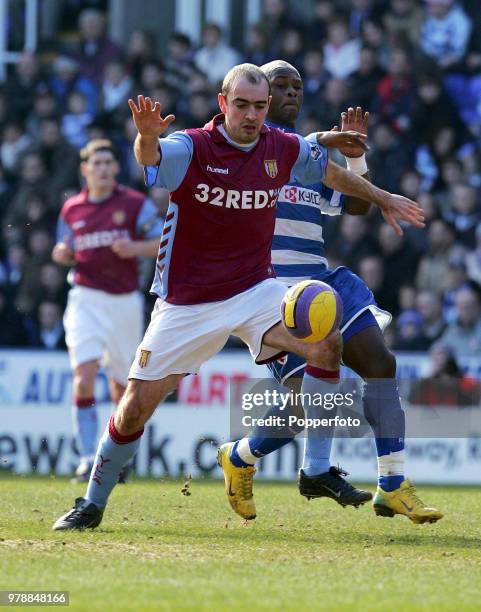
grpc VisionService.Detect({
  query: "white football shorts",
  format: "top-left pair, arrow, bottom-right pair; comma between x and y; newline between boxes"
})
129,278 -> 288,381
64,285 -> 144,385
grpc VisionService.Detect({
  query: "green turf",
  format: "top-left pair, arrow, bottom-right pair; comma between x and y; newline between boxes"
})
1,476 -> 480,611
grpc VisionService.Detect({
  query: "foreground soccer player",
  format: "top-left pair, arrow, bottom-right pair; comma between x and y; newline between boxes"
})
53,64 -> 424,530
52,139 -> 163,482
222,61 -> 442,524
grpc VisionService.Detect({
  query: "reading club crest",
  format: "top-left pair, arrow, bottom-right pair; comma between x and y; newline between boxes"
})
138,349 -> 151,368
113,210 -> 126,225
264,160 -> 278,178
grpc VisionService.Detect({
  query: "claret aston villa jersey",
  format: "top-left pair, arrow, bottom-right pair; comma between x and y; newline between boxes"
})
145,114 -> 328,305
58,185 -> 163,294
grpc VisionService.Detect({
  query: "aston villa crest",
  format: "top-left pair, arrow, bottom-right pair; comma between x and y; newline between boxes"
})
138,349 -> 151,368
113,210 -> 126,225
264,160 -> 278,178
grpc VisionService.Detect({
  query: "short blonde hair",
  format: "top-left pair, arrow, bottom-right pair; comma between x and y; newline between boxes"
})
221,63 -> 271,98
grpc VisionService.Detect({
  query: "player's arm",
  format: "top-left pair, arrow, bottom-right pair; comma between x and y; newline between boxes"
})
292,135 -> 424,236
52,216 -> 76,267
129,95 -> 193,190
112,197 -> 164,259
317,107 -> 371,215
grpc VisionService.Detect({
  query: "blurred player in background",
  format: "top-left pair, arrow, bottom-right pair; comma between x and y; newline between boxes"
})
230,60 -> 442,524
52,139 -> 163,482
52,64 -> 424,530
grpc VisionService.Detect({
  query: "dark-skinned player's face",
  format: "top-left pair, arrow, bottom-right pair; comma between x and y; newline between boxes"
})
268,68 -> 303,125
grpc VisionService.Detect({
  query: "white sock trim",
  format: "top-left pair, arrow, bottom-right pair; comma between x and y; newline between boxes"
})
236,438 -> 257,465
377,450 -> 405,476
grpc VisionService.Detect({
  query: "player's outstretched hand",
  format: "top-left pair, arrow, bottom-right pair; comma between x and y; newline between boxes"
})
317,130 -> 368,152
111,237 -> 138,259
128,95 -> 175,138
379,193 -> 425,236
52,241 -> 75,267
332,106 -> 369,158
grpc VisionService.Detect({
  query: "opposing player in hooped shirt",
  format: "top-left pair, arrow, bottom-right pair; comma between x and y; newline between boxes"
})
230,60 -> 442,524
52,64 -> 425,530
52,139 -> 163,482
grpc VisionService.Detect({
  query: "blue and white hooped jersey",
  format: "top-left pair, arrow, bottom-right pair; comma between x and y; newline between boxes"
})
268,122 -> 345,287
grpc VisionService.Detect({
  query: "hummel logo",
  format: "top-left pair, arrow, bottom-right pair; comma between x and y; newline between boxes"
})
401,500 -> 414,513
228,479 -> 235,497
207,164 -> 229,175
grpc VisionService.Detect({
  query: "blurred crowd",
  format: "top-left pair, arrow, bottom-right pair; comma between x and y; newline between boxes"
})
0,0 -> 480,362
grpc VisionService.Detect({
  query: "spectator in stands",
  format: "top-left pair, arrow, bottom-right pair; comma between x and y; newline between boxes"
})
139,61 -> 165,93
194,23 -> 241,85
358,254 -> 399,315
316,79 -> 352,133
362,18 -> 390,68
49,55 -> 98,116
377,224 -> 420,292
465,223 -> 481,286
443,184 -> 480,249
416,219 -> 466,293
327,215 -> 378,272
301,49 -> 331,117
375,47 -> 416,132
348,0 -> 376,38
420,0 -> 472,69
244,25 -> 273,67
165,33 -> 197,95
5,52 -> 47,118
277,27 -> 305,70
0,121 -> 32,173
3,152 -> 51,239
0,243 -> 26,303
382,0 -> 423,47
100,61 -> 133,114
416,290 -> 447,343
61,92 -> 93,149
440,286 -> 481,356
324,19 -> 361,80
71,9 -> 123,84
38,117 -> 80,199
26,91 -> 58,136
393,309 -> 429,351
262,0 -> 302,45
126,29 -> 156,84
0,287 -> 28,346
409,342 -> 481,406
442,257 -> 470,322
348,46 -> 386,111
368,122 -> 412,193
30,300 -> 66,350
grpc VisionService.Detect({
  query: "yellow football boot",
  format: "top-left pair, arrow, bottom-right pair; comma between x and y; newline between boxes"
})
373,479 -> 443,524
217,443 -> 256,520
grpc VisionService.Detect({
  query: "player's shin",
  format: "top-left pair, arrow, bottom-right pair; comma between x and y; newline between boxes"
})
363,379 -> 405,491
72,396 -> 98,465
85,415 -> 143,509
300,366 -> 339,476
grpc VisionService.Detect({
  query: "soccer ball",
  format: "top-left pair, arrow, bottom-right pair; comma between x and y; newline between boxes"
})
281,280 -> 343,343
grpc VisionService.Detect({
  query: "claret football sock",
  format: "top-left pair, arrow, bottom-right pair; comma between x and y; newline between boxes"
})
300,367 -> 339,476
85,415 -> 143,509
73,396 -> 98,461
363,379 -> 405,491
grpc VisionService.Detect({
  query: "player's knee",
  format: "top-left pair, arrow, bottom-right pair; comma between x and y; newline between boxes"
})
306,330 -> 342,369
115,385 -> 142,433
73,373 -> 95,398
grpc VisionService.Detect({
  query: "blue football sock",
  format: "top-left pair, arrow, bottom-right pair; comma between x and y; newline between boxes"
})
85,415 -> 143,509
231,400 -> 303,466
73,397 -> 98,461
363,379 -> 405,491
300,372 -> 337,476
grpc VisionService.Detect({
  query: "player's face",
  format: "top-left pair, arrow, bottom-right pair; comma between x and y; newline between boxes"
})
218,77 -> 271,144
81,151 -> 119,191
268,68 -> 303,127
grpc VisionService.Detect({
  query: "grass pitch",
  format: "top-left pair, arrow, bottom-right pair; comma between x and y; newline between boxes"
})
1,476 -> 480,611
